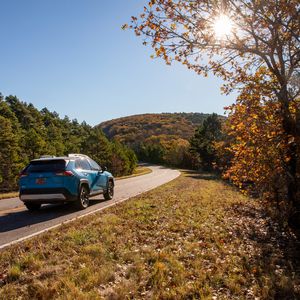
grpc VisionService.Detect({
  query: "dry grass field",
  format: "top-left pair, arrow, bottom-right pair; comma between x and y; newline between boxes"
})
0,171 -> 299,299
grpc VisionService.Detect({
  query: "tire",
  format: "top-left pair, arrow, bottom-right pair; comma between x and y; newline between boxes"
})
104,180 -> 114,200
76,185 -> 90,209
24,202 -> 41,211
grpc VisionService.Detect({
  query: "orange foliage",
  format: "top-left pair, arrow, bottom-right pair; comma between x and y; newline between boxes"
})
221,69 -> 296,205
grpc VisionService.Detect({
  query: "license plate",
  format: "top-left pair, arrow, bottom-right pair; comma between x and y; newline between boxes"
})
36,178 -> 46,185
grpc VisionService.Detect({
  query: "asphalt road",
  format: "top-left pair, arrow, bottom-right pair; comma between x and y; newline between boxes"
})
0,165 -> 180,249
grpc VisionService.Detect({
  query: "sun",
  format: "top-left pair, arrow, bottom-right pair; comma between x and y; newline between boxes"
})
213,14 -> 233,39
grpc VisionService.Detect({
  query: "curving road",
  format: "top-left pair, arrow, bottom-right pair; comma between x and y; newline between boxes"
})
0,165 -> 180,249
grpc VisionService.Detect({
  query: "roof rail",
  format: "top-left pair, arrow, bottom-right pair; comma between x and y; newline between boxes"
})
40,155 -> 56,158
68,154 -> 90,159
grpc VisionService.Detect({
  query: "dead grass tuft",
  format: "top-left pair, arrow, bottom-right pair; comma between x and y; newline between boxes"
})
0,192 -> 18,200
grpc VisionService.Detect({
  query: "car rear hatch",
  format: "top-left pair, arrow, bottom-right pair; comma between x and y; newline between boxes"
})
20,159 -> 70,189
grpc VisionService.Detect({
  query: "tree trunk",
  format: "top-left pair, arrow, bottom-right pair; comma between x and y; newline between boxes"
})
280,87 -> 300,227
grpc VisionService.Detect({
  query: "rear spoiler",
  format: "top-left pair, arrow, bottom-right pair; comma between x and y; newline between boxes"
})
68,154 -> 90,159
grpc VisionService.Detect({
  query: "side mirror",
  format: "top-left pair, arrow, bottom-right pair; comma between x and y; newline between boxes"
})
98,167 -> 107,175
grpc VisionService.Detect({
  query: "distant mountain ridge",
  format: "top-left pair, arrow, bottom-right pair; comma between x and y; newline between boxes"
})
98,112 -> 224,146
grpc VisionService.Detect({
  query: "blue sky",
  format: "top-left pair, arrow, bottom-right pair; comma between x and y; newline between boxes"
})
0,0 -> 236,125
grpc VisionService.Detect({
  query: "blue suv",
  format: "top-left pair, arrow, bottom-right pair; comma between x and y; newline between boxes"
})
19,154 -> 114,211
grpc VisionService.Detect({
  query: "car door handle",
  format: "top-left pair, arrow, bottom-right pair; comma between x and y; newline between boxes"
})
83,172 -> 88,176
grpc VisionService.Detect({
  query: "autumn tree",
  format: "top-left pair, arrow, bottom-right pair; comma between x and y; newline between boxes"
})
222,69 -> 287,196
109,142 -> 137,176
164,138 -> 190,167
128,0 -> 300,211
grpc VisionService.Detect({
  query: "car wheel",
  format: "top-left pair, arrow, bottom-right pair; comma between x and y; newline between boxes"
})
104,180 -> 114,200
24,202 -> 41,211
76,185 -> 90,209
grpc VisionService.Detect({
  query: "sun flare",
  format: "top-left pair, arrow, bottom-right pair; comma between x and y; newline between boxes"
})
213,14 -> 233,39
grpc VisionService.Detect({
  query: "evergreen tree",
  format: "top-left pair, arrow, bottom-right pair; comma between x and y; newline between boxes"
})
0,116 -> 21,191
0,93 -> 138,192
190,113 -> 222,171
82,128 -> 112,167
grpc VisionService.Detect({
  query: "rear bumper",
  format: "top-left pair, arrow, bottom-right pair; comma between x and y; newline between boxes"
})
20,193 -> 66,201
19,188 -> 77,203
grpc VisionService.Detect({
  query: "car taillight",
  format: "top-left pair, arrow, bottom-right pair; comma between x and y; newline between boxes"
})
19,171 -> 28,178
56,171 -> 74,176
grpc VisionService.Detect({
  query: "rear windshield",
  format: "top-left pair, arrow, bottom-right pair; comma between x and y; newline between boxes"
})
27,160 -> 67,173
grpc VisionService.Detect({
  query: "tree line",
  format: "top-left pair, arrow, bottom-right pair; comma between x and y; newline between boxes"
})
99,112 -> 223,169
0,94 -> 137,192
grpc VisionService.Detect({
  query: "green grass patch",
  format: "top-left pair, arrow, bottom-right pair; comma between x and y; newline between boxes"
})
0,171 -> 299,299
117,166 -> 152,180
0,192 -> 18,200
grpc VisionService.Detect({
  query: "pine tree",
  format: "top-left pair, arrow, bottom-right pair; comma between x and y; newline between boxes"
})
190,114 -> 222,171
0,116 -> 21,191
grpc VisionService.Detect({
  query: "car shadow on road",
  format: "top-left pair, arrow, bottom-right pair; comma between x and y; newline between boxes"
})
0,199 -> 105,233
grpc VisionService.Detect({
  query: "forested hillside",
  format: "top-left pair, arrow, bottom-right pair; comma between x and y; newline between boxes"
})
99,113 -> 224,167
99,113 -> 213,142
0,94 -> 137,192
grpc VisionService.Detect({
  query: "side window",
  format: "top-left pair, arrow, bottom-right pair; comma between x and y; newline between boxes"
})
75,159 -> 82,169
89,159 -> 101,171
81,159 -> 92,170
